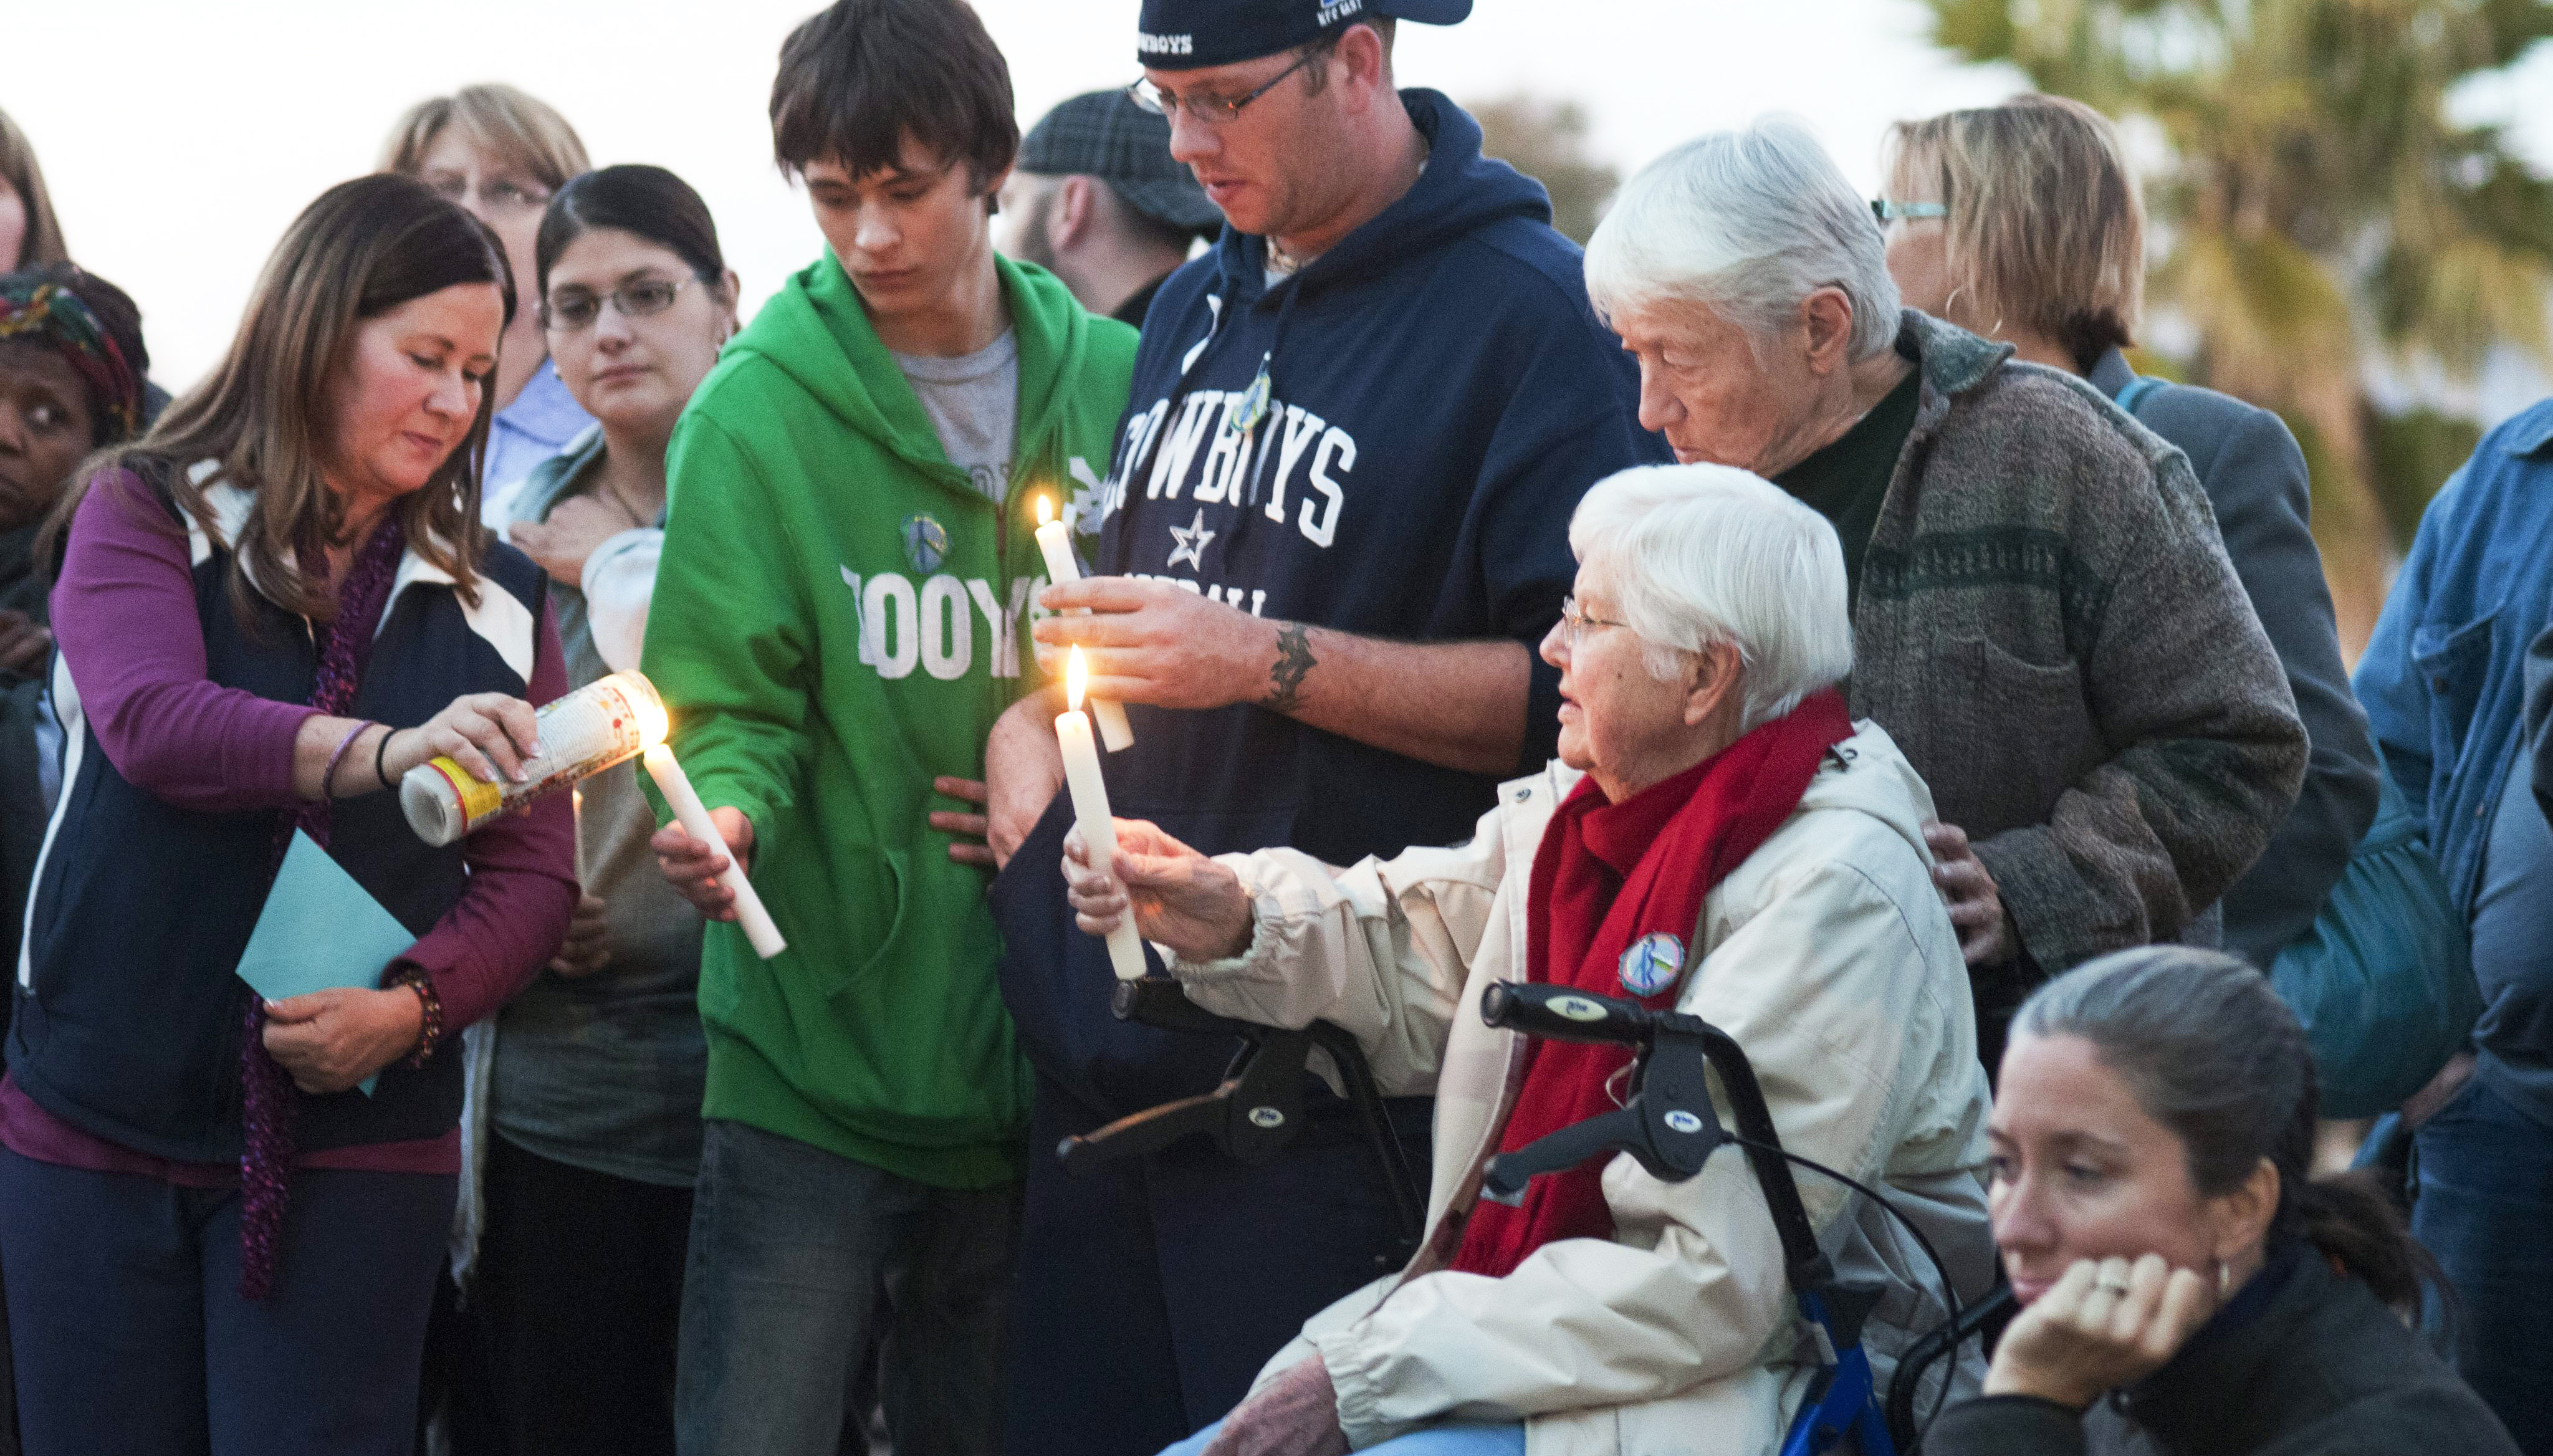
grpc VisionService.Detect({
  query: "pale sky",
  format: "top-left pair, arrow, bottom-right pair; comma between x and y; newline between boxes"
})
9,0 -> 2551,413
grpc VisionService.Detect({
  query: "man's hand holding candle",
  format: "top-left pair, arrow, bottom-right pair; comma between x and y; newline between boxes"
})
1031,495 -> 1133,750
651,807 -> 754,919
1034,577 -> 1296,712
643,747 -> 787,959
1060,817 -> 1253,964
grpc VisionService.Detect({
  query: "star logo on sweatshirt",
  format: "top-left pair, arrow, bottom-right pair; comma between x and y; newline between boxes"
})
1166,509 -> 1216,572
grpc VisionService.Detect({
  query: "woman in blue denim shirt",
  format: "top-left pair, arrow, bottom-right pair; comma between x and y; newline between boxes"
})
2354,395 -> 2553,1454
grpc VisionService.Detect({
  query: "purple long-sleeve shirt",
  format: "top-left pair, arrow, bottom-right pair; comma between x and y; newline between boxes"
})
4,474 -> 577,1179
50,474 -> 575,1043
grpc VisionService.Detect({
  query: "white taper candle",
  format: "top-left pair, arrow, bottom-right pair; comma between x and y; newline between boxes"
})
1033,499 -> 1134,752
1057,649 -> 1148,979
643,745 -> 787,960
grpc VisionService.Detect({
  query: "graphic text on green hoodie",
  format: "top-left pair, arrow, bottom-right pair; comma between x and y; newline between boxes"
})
639,252 -> 1138,1189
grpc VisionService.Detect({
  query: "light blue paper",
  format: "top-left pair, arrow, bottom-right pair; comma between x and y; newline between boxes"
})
234,830 -> 416,1096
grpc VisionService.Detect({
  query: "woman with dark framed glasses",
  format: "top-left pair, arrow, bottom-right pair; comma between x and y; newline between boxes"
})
451,163 -> 740,1456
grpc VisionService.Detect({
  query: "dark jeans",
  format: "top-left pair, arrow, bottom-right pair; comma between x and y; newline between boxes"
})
453,1134 -> 693,1456
0,1147 -> 453,1456
674,1118 -> 1020,1456
2413,1075 -> 2553,1455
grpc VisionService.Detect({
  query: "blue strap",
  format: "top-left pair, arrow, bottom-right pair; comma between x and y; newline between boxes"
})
2115,373 -> 2166,416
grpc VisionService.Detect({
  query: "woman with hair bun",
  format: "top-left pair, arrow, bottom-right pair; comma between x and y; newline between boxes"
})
1934,946 -> 2519,1453
2,173 -> 575,1456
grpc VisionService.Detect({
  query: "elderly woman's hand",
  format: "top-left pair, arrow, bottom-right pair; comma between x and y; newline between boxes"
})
260,985 -> 426,1094
1061,818 -> 1253,962
1925,821 -> 2014,966
1199,1357 -> 1349,1456
1985,1255 -> 2218,1411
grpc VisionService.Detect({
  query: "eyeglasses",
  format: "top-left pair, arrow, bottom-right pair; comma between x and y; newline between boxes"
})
1557,595 -> 1632,648
423,175 -> 553,218
1871,199 -> 1948,226
540,277 -> 696,333
1126,44 -> 1325,126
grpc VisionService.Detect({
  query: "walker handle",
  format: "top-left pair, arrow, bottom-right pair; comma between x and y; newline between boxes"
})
1479,980 -> 1655,1048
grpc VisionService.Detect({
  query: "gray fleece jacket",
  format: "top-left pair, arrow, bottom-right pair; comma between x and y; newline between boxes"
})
1849,312 -> 2307,1011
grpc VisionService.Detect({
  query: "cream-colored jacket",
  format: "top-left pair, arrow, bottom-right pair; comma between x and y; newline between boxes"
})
1166,722 -> 1996,1456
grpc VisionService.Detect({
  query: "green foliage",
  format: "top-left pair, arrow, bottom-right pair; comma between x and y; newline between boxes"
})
1924,0 -> 2553,636
2365,405 -> 2484,545
1925,0 -> 2553,383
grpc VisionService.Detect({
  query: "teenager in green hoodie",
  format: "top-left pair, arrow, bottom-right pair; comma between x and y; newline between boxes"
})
639,4 -> 1137,1452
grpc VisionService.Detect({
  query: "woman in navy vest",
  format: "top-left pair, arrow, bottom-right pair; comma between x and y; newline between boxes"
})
2,174 -> 576,1456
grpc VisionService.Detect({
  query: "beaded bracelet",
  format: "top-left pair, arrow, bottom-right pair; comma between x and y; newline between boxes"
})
391,965 -> 444,1068
320,721 -> 375,800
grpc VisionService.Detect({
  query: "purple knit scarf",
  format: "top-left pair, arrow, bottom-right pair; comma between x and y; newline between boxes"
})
239,516 -> 407,1300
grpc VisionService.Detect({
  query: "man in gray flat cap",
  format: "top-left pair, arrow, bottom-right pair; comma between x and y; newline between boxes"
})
1000,90 -> 1222,325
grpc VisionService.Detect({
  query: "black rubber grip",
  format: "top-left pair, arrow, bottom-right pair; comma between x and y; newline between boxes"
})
1478,980 -> 1652,1046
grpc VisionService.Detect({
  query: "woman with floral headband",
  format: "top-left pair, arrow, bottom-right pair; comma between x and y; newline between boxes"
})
0,262 -> 148,956
0,261 -> 148,1456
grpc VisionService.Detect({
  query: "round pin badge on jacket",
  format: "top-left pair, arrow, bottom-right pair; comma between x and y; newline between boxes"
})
1617,931 -> 1684,997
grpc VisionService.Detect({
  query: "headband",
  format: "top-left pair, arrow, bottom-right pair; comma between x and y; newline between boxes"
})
0,279 -> 145,442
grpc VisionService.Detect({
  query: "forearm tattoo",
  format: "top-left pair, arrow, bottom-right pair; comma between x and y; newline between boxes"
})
1262,623 -> 1316,715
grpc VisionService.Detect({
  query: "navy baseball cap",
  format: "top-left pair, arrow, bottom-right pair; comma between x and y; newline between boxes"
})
1136,0 -> 1472,71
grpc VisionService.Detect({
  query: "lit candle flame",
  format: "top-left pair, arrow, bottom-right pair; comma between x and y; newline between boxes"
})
1036,494 -> 1055,526
1066,645 -> 1088,711
635,689 -> 670,750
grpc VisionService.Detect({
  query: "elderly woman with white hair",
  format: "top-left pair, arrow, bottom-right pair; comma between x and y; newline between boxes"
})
1065,466 -> 1998,1456
1580,118 -> 2306,1062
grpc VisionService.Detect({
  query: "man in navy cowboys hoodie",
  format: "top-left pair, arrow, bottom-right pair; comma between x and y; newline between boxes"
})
979,1 -> 1666,1448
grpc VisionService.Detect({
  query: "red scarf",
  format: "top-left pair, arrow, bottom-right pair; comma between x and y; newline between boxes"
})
1450,688 -> 1854,1278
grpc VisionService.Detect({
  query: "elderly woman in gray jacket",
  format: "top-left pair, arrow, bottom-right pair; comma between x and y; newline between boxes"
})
1067,465 -> 1996,1456
1579,120 -> 2308,1063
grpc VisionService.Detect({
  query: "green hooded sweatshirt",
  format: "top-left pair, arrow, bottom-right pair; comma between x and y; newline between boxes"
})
640,252 -> 1137,1187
